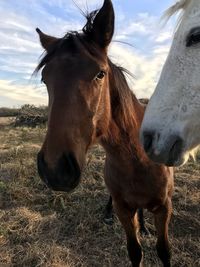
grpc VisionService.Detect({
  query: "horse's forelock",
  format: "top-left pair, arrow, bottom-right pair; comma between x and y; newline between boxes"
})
82,10 -> 99,36
162,0 -> 192,24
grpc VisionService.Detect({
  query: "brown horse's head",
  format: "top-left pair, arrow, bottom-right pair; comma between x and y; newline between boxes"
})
36,0 -> 114,192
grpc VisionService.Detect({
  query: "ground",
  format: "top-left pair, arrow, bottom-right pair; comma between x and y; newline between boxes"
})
0,119 -> 199,267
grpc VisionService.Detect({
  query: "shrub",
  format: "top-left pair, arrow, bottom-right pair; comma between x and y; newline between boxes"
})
15,105 -> 48,127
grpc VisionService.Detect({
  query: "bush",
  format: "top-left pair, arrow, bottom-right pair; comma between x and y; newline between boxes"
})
15,105 -> 48,127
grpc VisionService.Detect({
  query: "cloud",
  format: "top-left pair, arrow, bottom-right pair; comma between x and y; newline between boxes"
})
0,0 -> 175,107
155,31 -> 172,43
0,79 -> 47,107
109,42 -> 170,99
109,10 -> 174,99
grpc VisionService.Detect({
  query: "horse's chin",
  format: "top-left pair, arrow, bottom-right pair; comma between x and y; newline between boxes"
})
37,151 -> 83,192
48,179 -> 81,193
166,154 -> 188,167
168,146 -> 198,167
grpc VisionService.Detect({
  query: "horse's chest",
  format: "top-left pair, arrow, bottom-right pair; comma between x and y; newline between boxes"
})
113,171 -> 168,210
104,161 -> 169,210
122,182 -> 166,209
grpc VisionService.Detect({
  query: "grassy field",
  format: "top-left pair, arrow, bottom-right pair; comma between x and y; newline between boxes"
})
0,119 -> 199,267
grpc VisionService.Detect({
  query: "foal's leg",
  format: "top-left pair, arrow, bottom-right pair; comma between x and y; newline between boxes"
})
154,198 -> 172,267
104,195 -> 114,225
138,209 -> 149,236
104,200 -> 148,232
115,202 -> 143,267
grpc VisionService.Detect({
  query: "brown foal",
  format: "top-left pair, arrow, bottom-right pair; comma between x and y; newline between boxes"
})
35,1 -> 174,266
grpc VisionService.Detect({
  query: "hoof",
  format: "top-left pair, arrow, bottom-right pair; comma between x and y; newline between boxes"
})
104,216 -> 114,225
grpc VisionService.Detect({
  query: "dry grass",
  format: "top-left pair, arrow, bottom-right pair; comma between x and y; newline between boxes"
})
0,121 -> 199,267
0,117 -> 15,127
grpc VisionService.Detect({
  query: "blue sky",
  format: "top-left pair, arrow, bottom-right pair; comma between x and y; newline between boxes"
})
0,0 -> 177,107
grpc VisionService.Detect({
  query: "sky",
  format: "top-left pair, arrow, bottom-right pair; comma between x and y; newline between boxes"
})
0,0 -> 178,107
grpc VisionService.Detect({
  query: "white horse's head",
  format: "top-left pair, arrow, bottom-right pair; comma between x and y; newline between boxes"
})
140,0 -> 200,166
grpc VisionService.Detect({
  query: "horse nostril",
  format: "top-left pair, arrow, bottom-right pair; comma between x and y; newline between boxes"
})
168,137 -> 183,165
143,132 -> 154,153
59,153 -> 81,180
37,151 -> 81,192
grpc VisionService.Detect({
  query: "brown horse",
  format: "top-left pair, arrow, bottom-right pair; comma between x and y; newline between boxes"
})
35,0 -> 174,266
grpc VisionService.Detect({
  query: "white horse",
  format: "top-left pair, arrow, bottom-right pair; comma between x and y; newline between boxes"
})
140,0 -> 200,166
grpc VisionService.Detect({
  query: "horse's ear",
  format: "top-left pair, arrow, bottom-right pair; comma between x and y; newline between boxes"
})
92,0 -> 115,48
36,28 -> 59,52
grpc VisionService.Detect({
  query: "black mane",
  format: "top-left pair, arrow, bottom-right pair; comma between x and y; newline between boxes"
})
82,9 -> 98,36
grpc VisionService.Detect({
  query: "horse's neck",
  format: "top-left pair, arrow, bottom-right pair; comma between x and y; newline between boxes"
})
101,84 -> 146,163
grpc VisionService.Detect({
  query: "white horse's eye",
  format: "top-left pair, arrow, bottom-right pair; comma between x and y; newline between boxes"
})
95,70 -> 106,81
186,27 -> 200,47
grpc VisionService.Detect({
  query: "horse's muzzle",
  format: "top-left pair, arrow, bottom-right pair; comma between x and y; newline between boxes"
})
37,151 -> 81,192
141,131 -> 184,166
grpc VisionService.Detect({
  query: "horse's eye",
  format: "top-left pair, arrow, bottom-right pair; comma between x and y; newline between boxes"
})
95,70 -> 106,81
186,28 -> 200,47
